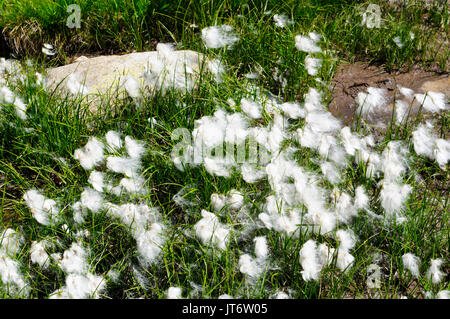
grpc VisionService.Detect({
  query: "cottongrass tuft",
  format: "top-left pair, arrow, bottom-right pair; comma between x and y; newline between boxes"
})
74,137 -> 105,170
23,189 -> 60,226
426,259 -> 445,284
402,253 -> 421,277
201,25 -> 240,49
194,210 -> 231,250
295,33 -> 322,53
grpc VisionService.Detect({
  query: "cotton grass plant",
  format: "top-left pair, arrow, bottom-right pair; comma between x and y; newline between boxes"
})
0,0 -> 449,299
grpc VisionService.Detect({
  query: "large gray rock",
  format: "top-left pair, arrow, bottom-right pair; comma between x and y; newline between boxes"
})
45,48 -> 206,111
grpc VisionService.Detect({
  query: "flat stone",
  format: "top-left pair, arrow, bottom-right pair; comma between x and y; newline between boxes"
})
45,50 -> 205,111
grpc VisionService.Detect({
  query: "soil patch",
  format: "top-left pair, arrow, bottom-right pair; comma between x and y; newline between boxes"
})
329,62 -> 449,125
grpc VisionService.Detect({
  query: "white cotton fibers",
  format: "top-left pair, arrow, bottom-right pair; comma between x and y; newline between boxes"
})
434,139 -> 450,168
30,240 -> 51,269
125,136 -> 146,160
50,272 -> 106,299
240,98 -> 262,119
192,108 -> 227,149
121,75 -> 141,99
398,85 -> 415,99
227,189 -> 244,210
320,161 -> 341,185
278,102 -> 305,119
334,191 -> 358,225
135,224 -> 165,265
336,248 -> 355,272
59,242 -> 89,274
299,239 -> 323,281
295,33 -> 322,53
80,187 -> 103,213
72,201 -> 87,224
23,189 -> 60,226
225,112 -> 249,144
106,156 -> 141,178
305,111 -> 342,134
105,130 -> 122,151
437,290 -> 450,299
119,176 -> 148,195
167,287 -> 183,299
335,229 -> 356,251
253,236 -> 269,260
207,58 -> 226,83
0,228 -> 24,256
412,123 -> 435,158
335,229 -> 356,272
305,56 -> 322,76
426,259 -> 445,284
210,193 -> 227,213
0,85 -> 27,119
273,14 -> 293,28
317,243 -> 335,268
203,157 -> 233,178
66,73 -> 89,96
88,171 -> 105,193
62,272 -> 106,299
412,123 -> 450,168
0,248 -> 29,297
393,36 -> 404,48
240,163 -> 267,184
354,186 -> 370,211
394,100 -> 409,125
201,25 -> 240,49
105,203 -> 165,265
380,181 -> 412,219
381,141 -> 409,182
239,236 -> 270,281
238,254 -> 265,280
193,210 -> 230,250
74,137 -> 104,170
414,92 -> 447,113
356,87 -> 388,118
402,253 -> 420,277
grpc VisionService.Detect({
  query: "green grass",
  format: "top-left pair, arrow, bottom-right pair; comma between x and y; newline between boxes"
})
0,0 -> 448,299
0,0 -> 448,71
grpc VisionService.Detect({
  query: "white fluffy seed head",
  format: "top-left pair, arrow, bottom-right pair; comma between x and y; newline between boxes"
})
305,56 -> 322,76
253,236 -> 269,260
23,189 -> 60,226
80,187 -> 103,213
167,287 -> 183,299
0,228 -> 24,255
105,130 -> 122,151
125,136 -> 146,160
335,229 -> 356,251
74,137 -> 104,170
426,259 -> 445,284
30,240 -> 51,269
402,253 -> 421,277
295,33 -> 322,53
193,210 -> 230,250
299,239 -> 322,281
88,171 -> 105,193
201,25 -> 239,49
356,87 -> 387,118
354,186 -> 369,210
273,14 -> 293,28
414,92 -> 447,113
240,98 -> 262,119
